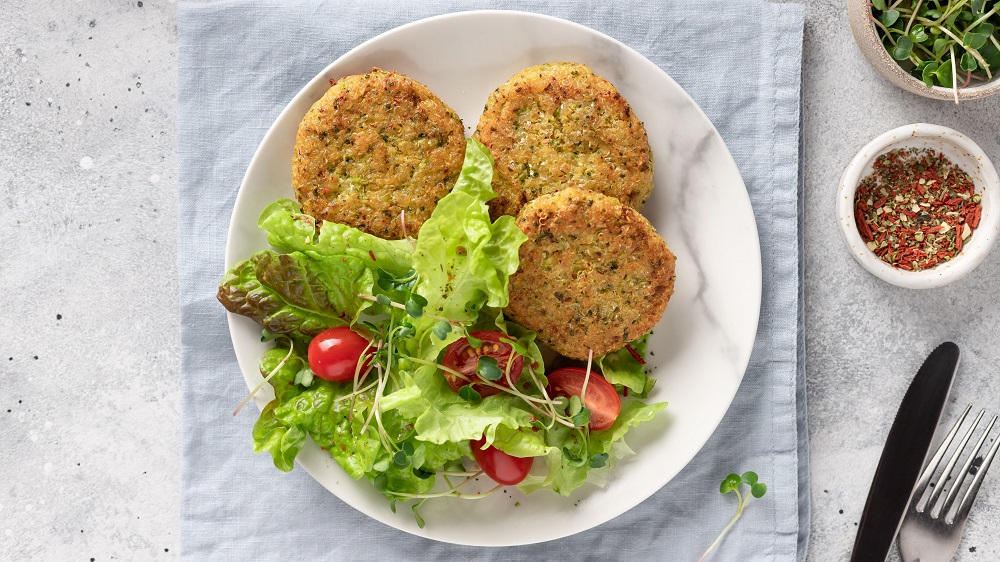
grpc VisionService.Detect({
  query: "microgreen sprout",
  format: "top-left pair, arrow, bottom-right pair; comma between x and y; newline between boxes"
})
458,385 -> 482,403
698,471 -> 768,562
293,366 -> 314,387
476,356 -> 503,381
432,320 -> 452,339
871,0 -> 1000,103
233,337 -> 296,416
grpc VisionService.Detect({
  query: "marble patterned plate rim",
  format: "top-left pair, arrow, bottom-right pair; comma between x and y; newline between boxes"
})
223,10 -> 762,546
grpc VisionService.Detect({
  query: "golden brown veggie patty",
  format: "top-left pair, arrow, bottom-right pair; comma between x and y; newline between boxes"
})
474,62 -> 653,219
506,188 -> 675,360
291,68 -> 465,239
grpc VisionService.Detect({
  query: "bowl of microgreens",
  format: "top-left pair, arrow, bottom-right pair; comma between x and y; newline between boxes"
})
848,0 -> 1000,102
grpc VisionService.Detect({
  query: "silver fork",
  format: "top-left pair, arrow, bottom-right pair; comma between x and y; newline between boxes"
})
898,405 -> 1000,562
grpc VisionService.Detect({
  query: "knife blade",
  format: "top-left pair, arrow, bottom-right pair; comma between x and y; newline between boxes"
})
850,341 -> 960,562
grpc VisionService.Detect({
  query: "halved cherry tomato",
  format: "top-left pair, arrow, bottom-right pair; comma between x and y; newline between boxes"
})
546,367 -> 621,431
307,326 -> 371,382
441,331 -> 523,397
470,437 -> 533,485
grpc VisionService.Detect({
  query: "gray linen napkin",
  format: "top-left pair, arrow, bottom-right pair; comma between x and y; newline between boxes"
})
178,1 -> 806,559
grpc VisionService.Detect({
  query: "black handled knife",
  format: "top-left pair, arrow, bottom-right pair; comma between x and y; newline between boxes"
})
849,342 -> 960,562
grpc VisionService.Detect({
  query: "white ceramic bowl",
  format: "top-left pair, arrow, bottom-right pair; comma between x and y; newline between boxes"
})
837,123 -> 1000,288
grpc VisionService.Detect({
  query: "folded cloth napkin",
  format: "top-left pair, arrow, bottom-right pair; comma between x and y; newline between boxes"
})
177,1 -> 806,559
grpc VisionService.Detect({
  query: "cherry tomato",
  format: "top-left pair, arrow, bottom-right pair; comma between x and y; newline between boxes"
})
546,367 -> 621,431
441,331 -> 523,397
470,437 -> 533,485
307,326 -> 371,382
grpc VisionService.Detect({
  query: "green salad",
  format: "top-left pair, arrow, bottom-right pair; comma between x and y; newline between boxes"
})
218,139 -> 666,525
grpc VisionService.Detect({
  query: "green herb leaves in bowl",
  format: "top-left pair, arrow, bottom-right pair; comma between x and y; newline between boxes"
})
871,0 -> 1000,102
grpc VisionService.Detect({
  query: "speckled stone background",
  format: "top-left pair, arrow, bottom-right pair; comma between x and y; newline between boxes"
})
2,1 -> 999,560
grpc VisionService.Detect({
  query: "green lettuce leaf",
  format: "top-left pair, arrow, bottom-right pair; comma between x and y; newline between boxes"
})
519,399 -> 667,495
597,334 -> 654,397
258,198 -> 413,276
381,365 -> 534,445
250,346 -> 384,478
252,403 -> 308,472
410,139 -> 526,355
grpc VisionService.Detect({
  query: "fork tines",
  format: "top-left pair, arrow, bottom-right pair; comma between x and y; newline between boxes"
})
911,404 -> 1000,524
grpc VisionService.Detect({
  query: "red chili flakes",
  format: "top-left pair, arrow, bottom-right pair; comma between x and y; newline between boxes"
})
854,148 -> 981,271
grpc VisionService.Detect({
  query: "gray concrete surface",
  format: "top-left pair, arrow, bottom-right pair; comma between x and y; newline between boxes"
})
0,1 -> 179,560
2,1 -> 999,560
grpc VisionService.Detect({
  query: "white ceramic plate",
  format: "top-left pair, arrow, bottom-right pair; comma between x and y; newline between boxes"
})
224,10 -> 761,547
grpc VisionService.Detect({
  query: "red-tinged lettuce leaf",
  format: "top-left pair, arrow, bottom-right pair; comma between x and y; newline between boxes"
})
217,250 -> 372,343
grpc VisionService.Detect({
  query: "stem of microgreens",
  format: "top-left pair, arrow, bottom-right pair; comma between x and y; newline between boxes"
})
580,349 -> 594,403
233,339 -> 295,416
404,356 -> 576,428
356,294 -> 459,324
950,45 -> 960,103
936,22 -> 962,44
905,0 -> 924,34
698,489 -> 747,562
525,365 -> 561,430
966,5 -> 999,31
334,380 -> 379,402
361,362 -> 388,437
870,14 -> 900,45
935,24 -> 993,81
349,339 -> 380,423
385,471 -> 496,500
935,0 -> 970,26
391,484 -> 503,500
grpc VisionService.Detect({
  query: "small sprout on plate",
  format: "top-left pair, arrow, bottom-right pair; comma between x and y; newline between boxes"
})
375,293 -> 392,306
458,385 -> 482,403
476,356 -> 503,381
589,452 -> 609,468
432,320 -> 452,339
412,466 -> 434,480
562,446 -> 582,463
412,504 -> 426,529
568,395 -> 583,416
405,294 -> 427,318
293,367 -> 314,388
397,321 -> 415,339
393,450 -> 410,467
699,471 -> 769,561
571,408 -> 591,427
465,331 -> 483,348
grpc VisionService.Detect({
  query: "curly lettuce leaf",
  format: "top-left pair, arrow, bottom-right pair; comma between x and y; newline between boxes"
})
252,403 -> 308,472
597,334 -> 654,397
249,345 -> 383,477
258,198 -> 413,276
218,244 -> 386,343
381,364 -> 534,445
519,399 -> 667,495
410,139 -> 526,354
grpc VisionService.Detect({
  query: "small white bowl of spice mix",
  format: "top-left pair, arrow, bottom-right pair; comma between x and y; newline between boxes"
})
838,123 -> 1000,289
